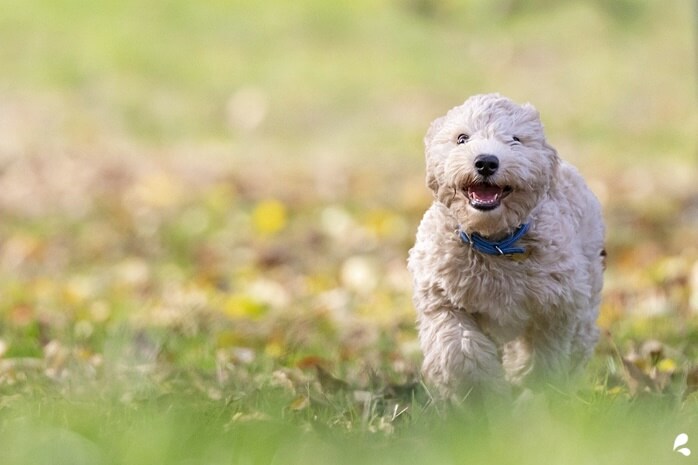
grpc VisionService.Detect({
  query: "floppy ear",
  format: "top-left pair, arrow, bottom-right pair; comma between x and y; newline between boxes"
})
424,115 -> 445,147
521,102 -> 538,113
426,165 -> 439,195
516,103 -> 544,131
424,115 -> 445,195
543,140 -> 561,190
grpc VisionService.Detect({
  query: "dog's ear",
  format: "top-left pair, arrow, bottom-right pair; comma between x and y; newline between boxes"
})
521,102 -> 538,114
424,115 -> 446,194
426,170 -> 439,194
543,140 -> 562,189
518,102 -> 546,128
424,115 -> 446,147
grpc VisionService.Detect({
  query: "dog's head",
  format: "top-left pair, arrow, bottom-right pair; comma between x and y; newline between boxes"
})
424,93 -> 559,238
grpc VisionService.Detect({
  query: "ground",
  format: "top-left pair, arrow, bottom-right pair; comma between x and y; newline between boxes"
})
0,1 -> 696,464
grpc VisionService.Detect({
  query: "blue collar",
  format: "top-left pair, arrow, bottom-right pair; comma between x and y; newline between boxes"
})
458,223 -> 530,256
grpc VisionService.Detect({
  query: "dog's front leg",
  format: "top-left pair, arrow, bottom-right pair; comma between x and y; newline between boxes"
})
418,307 -> 509,402
522,313 -> 578,389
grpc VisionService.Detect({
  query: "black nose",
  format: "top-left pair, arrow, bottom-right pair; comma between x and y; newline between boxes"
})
474,154 -> 499,177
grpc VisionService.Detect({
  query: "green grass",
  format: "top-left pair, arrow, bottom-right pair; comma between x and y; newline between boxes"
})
0,0 -> 696,463
2,383 -> 698,464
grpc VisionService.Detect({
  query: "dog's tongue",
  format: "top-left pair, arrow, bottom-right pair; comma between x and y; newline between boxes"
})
468,183 -> 501,202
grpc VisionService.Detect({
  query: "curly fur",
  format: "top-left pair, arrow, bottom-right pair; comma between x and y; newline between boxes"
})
408,94 -> 605,400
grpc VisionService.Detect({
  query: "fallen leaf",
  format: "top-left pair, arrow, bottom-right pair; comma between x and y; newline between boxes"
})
621,357 -> 657,395
656,358 -> 677,374
289,395 -> 310,411
315,365 -> 349,393
222,294 -> 268,319
296,355 -> 330,370
252,199 -> 287,235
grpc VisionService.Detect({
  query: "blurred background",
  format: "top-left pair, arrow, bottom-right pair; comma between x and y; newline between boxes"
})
0,0 -> 696,393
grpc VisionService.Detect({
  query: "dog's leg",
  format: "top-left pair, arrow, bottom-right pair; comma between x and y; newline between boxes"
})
418,308 -> 509,402
502,338 -> 533,385
568,315 -> 600,375
522,313 -> 578,389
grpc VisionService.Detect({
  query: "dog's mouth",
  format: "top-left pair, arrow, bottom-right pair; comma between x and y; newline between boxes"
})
465,182 -> 513,211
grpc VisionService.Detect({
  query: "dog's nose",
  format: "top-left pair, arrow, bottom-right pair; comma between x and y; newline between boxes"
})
474,154 -> 499,177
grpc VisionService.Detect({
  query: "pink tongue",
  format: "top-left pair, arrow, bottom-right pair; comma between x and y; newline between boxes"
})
470,184 -> 501,202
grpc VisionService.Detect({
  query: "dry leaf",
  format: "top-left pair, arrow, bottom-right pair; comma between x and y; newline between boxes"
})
289,395 -> 310,411
315,366 -> 349,393
621,357 -> 657,395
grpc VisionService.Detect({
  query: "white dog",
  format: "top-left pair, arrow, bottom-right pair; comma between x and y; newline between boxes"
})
408,94 -> 605,400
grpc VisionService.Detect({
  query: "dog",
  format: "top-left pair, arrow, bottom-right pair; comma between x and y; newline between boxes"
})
407,94 -> 605,401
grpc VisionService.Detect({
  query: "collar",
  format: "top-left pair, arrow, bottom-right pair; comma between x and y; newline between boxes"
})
458,223 -> 530,256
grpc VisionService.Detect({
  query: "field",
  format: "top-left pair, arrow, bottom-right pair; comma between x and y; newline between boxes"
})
0,0 -> 697,463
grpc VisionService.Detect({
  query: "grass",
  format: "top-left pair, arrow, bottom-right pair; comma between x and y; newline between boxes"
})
0,0 -> 697,463
2,383 -> 698,464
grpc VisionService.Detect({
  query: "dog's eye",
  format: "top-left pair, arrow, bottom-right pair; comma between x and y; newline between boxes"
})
457,134 -> 470,144
511,136 -> 522,144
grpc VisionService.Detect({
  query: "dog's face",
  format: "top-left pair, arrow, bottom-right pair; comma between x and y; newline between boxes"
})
424,93 -> 559,238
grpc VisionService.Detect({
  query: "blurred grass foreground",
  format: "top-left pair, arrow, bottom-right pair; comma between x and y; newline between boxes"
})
0,0 -> 697,464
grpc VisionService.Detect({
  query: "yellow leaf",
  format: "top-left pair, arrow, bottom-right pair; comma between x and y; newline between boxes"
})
657,358 -> 677,373
596,302 -> 622,329
216,331 -> 242,348
289,395 -> 310,411
252,199 -> 287,235
606,386 -> 625,396
223,294 -> 267,319
265,340 -> 284,358
363,209 -> 407,239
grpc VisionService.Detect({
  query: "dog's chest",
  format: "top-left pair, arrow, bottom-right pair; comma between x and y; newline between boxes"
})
439,251 -> 560,337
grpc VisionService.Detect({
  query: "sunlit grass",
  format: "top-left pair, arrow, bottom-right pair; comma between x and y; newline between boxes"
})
2,383 -> 697,465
